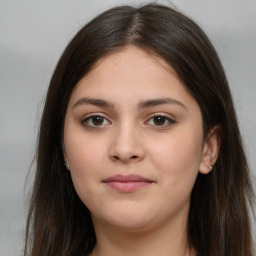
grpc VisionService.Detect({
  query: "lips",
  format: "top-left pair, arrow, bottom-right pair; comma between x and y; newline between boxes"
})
103,174 -> 154,193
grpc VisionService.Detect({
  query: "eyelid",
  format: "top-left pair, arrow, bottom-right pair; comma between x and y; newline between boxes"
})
145,113 -> 176,126
147,112 -> 176,120
81,113 -> 111,127
80,112 -> 176,128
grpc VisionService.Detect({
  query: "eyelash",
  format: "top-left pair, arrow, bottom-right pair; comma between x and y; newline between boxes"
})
82,115 -> 111,127
81,114 -> 176,128
146,114 -> 176,127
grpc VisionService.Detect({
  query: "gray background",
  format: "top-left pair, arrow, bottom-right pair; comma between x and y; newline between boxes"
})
1,0 -> 255,255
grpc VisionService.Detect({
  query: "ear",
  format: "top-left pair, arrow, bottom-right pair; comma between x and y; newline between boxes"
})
199,125 -> 221,174
62,141 -> 67,159
62,142 -> 71,170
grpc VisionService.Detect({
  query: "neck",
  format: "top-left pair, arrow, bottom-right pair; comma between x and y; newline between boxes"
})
90,214 -> 195,256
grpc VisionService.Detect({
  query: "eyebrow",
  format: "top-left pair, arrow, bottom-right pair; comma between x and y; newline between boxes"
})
72,97 -> 114,109
72,97 -> 186,110
138,97 -> 186,110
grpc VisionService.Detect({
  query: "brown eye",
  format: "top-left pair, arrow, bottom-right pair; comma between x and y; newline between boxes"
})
153,116 -> 166,126
146,115 -> 175,127
82,115 -> 110,127
92,116 -> 104,126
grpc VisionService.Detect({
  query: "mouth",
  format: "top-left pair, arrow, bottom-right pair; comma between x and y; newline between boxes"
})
103,174 -> 154,193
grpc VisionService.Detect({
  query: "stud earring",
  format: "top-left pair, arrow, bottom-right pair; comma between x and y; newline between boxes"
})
209,166 -> 213,171
64,160 -> 70,170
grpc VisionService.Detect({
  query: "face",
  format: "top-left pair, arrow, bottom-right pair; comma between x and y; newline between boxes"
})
64,47 -> 214,232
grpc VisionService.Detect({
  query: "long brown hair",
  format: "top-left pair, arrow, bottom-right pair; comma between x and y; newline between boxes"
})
25,3 -> 255,256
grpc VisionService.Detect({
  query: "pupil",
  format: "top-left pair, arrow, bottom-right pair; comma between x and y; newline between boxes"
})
154,116 -> 165,125
92,116 -> 103,125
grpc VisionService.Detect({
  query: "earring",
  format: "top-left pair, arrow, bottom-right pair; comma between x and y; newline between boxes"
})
64,160 -> 70,170
209,166 -> 213,171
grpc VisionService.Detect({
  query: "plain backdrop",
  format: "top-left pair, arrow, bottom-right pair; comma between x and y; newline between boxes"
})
0,0 -> 255,255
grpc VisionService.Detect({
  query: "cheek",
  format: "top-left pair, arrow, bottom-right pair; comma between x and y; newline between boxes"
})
67,142 -> 106,183
64,122 -> 107,171
64,129 -> 107,197
148,129 -> 203,188
148,134 -> 202,215
66,138 -> 107,210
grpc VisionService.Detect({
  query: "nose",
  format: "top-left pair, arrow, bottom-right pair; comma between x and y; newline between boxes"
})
109,122 -> 145,163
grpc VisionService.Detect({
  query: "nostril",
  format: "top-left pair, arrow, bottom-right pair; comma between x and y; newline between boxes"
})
111,155 -> 138,161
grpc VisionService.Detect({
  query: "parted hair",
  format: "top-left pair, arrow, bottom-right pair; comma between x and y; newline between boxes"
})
25,3 -> 255,256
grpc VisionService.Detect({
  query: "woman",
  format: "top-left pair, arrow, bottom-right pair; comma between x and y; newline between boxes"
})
24,3 -> 255,256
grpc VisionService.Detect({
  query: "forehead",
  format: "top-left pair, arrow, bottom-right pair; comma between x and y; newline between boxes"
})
69,46 -> 198,110
91,46 -> 174,73
74,47 -> 181,91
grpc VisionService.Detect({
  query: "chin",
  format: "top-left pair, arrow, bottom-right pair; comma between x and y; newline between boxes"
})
92,206 -> 161,232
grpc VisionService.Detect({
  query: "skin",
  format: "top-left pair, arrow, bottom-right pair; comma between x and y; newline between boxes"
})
63,47 -> 220,256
